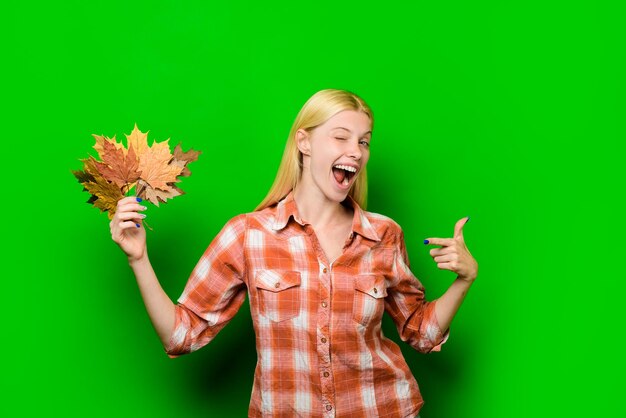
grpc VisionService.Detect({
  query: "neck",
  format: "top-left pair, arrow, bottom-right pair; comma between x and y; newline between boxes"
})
293,186 -> 351,229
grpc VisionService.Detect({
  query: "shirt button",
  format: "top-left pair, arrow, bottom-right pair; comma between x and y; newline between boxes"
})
274,282 -> 280,288
322,267 -> 328,274
321,301 -> 327,308
323,371 -> 329,377
326,405 -> 332,411
373,287 -> 378,294
321,337 -> 327,343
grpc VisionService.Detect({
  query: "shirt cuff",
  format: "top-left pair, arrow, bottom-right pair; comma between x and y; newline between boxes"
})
164,305 -> 188,358
419,303 -> 450,353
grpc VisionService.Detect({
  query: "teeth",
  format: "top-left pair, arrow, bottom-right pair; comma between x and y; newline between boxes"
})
334,164 -> 357,173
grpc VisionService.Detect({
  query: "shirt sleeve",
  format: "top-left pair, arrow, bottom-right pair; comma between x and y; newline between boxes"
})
385,228 -> 449,353
165,214 -> 248,358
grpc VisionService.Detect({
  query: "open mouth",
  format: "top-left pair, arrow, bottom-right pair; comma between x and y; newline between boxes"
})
332,164 -> 358,187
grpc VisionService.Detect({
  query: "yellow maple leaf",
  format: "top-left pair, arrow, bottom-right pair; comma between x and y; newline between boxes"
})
125,124 -> 149,157
76,157 -> 124,219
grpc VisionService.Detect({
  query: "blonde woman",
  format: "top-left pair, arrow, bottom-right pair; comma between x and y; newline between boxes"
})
110,89 -> 478,417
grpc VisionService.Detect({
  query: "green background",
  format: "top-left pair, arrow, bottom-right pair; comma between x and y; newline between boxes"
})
2,0 -> 623,416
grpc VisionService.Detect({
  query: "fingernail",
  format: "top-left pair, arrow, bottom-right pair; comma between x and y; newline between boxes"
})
136,197 -> 142,202
465,216 -> 470,223
141,206 -> 147,211
136,223 -> 140,228
423,239 -> 429,245
140,214 -> 147,219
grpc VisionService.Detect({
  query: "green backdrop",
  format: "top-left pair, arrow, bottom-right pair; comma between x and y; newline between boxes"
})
2,0 -> 623,417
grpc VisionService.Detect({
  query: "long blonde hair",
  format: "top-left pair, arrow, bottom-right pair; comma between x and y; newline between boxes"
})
256,89 -> 374,211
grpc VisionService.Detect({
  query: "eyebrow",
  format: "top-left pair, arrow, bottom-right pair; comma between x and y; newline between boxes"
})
331,127 -> 372,136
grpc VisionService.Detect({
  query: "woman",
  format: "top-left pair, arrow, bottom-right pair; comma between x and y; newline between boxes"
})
110,89 -> 478,417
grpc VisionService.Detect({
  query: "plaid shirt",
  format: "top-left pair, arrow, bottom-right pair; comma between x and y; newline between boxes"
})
167,192 -> 448,417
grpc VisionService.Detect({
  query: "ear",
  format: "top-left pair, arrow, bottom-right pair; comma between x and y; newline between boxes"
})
296,129 -> 311,156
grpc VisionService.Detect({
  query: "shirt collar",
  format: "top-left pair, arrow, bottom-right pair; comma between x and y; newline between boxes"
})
271,191 -> 380,242
272,191 -> 305,230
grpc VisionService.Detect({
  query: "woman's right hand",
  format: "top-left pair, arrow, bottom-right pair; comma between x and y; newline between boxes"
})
110,196 -> 148,262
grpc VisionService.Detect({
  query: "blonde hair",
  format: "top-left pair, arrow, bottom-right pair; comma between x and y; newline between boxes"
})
256,89 -> 374,211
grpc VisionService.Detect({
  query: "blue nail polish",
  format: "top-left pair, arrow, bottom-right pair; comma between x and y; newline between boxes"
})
136,223 -> 140,228
423,239 -> 429,245
136,197 -> 142,202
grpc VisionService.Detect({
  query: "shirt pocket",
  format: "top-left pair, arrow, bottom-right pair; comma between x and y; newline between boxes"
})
255,270 -> 301,322
352,274 -> 387,327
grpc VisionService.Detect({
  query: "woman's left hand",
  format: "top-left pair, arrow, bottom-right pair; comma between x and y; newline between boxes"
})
424,217 -> 478,283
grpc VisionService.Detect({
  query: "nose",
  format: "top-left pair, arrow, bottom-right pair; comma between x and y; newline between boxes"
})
347,138 -> 362,161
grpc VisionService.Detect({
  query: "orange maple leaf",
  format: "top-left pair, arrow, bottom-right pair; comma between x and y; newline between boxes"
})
93,134 -> 126,157
137,138 -> 184,191
93,138 -> 141,189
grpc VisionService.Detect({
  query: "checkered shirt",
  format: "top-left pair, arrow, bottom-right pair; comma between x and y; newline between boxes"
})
166,192 -> 448,417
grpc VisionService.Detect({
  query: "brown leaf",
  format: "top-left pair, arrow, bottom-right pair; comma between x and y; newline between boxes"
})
93,139 -> 141,188
136,180 -> 183,206
93,134 -> 126,158
171,144 -> 201,177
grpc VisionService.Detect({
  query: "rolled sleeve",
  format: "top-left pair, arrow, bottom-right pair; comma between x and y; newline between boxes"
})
165,304 -> 210,357
165,214 -> 248,358
415,300 -> 449,353
385,229 -> 450,354
165,307 -> 185,357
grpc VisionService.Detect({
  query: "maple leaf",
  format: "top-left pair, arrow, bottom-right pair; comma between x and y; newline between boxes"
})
72,167 -> 94,185
93,139 -> 141,189
93,134 -> 126,158
75,124 -> 200,217
125,124 -> 149,156
136,180 -> 184,206
137,138 -> 184,192
74,157 -> 124,219
172,144 -> 201,177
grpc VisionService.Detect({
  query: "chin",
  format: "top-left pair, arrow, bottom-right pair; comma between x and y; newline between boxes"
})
324,187 -> 351,204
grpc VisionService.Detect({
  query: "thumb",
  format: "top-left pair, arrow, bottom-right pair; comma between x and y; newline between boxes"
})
454,216 -> 470,240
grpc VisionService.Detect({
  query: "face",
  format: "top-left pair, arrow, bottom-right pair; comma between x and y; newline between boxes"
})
297,110 -> 372,204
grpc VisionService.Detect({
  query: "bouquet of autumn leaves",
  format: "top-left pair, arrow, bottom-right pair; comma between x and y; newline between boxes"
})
73,125 -> 200,219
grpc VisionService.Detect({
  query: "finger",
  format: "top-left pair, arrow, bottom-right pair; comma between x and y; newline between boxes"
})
436,262 -> 457,271
116,197 -> 145,213
116,211 -> 147,222
434,253 -> 458,263
115,203 -> 147,216
453,217 -> 470,240
117,220 -> 143,231
118,196 -> 144,206
429,246 -> 457,257
111,220 -> 142,241
424,238 -> 454,247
